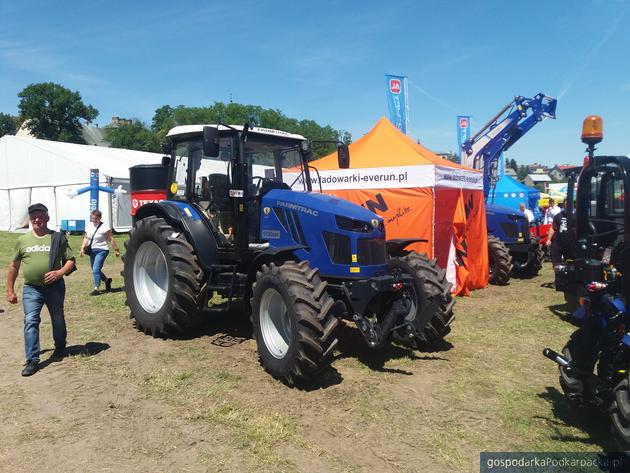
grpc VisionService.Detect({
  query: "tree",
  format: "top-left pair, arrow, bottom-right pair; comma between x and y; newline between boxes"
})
508,158 -> 518,172
151,105 -> 173,132
105,120 -> 161,153
517,165 -> 528,181
0,113 -> 17,138
152,102 -> 351,158
18,82 -> 98,143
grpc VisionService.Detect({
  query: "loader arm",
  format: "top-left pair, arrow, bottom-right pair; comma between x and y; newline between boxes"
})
462,93 -> 557,200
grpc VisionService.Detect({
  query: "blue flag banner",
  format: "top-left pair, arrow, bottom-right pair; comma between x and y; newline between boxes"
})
457,115 -> 471,164
385,74 -> 409,134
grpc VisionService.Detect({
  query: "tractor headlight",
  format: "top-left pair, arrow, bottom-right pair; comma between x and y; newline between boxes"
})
335,215 -> 372,233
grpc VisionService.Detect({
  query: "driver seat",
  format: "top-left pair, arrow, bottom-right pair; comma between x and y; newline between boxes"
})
259,179 -> 290,198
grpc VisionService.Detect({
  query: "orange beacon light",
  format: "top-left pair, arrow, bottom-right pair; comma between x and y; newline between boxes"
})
581,115 -> 603,145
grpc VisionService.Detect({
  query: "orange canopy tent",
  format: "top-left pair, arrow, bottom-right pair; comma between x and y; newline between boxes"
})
308,117 -> 488,295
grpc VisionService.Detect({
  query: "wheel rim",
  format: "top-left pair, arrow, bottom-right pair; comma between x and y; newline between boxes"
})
259,287 -> 291,359
133,241 -> 168,314
403,286 -> 418,321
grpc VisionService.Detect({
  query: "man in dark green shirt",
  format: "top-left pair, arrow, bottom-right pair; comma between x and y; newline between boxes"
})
5,203 -> 76,376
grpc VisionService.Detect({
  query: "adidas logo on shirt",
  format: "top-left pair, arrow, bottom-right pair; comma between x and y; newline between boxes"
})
25,245 -> 51,253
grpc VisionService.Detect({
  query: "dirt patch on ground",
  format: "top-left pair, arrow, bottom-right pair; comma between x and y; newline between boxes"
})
0,256 -> 612,473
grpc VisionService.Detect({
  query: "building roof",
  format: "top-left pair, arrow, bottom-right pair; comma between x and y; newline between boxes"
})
554,164 -> 578,171
527,173 -> 552,182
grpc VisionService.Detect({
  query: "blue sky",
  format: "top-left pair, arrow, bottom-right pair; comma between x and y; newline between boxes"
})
0,0 -> 628,165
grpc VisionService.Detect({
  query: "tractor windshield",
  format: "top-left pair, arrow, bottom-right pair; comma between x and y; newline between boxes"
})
244,135 -> 308,194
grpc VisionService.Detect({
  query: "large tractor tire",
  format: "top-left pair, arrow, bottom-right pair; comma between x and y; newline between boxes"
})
559,328 -> 597,403
123,216 -> 203,337
250,260 -> 339,385
388,252 -> 455,345
559,339 -> 586,402
611,374 -> 630,449
514,244 -> 544,278
488,235 -> 512,285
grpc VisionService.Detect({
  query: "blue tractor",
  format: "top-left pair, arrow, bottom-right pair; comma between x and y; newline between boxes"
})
462,93 -> 557,284
123,124 -> 454,385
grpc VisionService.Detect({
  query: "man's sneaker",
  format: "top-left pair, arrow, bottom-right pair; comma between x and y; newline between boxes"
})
50,347 -> 66,361
105,278 -> 113,292
21,360 -> 39,376
90,289 -> 99,296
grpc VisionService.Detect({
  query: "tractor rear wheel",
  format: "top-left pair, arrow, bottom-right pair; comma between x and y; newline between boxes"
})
250,260 -> 338,385
388,252 -> 455,345
123,216 -> 203,336
488,235 -> 512,285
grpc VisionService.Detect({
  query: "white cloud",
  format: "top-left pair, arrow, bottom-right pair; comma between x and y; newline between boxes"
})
0,38 -> 106,87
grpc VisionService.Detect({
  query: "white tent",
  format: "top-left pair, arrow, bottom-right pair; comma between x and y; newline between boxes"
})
0,135 -> 164,232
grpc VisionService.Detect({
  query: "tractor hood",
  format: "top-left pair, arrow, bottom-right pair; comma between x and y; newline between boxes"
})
259,189 -> 387,278
486,203 -> 528,221
268,190 -> 383,223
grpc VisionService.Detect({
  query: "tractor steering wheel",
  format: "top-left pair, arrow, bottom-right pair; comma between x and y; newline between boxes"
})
587,218 -> 624,240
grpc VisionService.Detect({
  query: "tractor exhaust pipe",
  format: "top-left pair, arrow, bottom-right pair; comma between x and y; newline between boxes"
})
543,348 -> 570,367
543,348 -> 597,380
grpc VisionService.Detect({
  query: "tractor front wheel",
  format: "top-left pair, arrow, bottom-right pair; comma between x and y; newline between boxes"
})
250,261 -> 338,385
514,244 -> 544,278
488,235 -> 512,285
388,252 -> 455,345
611,374 -> 630,449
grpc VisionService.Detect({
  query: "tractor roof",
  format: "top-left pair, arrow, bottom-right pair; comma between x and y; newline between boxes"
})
167,125 -> 306,141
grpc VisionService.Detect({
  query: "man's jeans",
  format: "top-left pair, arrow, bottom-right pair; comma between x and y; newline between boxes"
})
23,281 -> 67,363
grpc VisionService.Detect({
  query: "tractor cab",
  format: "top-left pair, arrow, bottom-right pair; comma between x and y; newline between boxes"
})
165,125 -> 315,252
556,116 -> 630,303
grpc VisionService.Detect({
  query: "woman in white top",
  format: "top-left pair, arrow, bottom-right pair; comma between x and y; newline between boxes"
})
79,210 -> 120,295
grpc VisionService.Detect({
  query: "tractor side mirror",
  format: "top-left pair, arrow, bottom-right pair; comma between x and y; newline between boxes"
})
203,126 -> 220,157
338,144 -> 350,169
161,155 -> 171,167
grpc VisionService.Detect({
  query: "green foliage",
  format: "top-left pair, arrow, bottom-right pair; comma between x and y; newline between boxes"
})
17,82 -> 98,143
152,102 -> 351,158
0,113 -> 18,138
508,158 -> 518,172
151,105 -> 173,132
105,120 -> 161,153
517,165 -> 529,181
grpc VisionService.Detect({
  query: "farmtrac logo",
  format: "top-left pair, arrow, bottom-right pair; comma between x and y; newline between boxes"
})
25,245 -> 51,253
389,79 -> 401,94
276,200 -> 319,217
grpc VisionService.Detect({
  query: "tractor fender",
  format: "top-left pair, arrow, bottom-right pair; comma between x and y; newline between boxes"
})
386,238 -> 428,257
135,202 -> 218,272
246,246 -> 309,290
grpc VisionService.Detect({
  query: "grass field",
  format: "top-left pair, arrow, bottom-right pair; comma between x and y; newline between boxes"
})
0,230 -> 614,472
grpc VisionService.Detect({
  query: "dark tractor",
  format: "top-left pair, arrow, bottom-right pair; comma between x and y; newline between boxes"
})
544,115 -> 630,448
123,124 -> 454,385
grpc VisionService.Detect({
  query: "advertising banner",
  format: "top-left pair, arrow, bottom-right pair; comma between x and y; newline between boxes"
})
385,74 -> 409,134
457,115 -> 471,164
